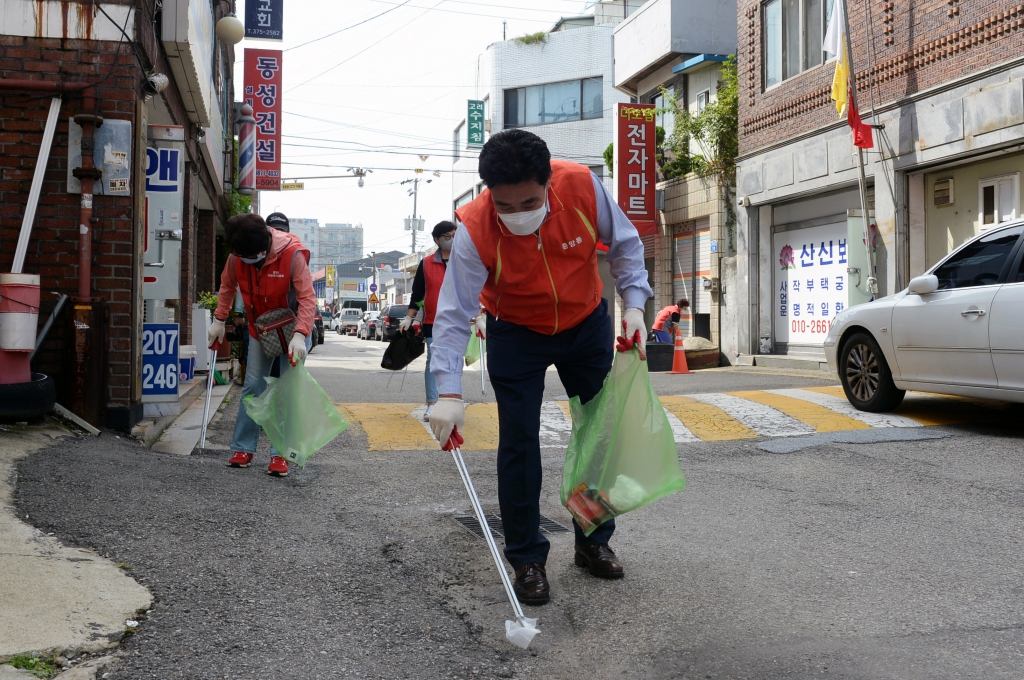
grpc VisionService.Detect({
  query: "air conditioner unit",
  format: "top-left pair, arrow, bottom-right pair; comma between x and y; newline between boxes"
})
934,178 -> 954,206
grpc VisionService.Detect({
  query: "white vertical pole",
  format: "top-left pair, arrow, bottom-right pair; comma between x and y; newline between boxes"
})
12,97 -> 62,274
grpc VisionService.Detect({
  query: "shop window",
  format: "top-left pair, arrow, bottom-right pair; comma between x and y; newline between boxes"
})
979,174 -> 1019,229
763,0 -> 835,88
453,121 -> 464,162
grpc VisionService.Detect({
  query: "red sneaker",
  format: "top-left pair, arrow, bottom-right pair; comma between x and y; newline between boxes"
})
227,451 -> 253,468
267,455 -> 289,477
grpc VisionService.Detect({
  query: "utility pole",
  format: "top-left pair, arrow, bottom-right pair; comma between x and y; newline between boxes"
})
411,176 -> 419,255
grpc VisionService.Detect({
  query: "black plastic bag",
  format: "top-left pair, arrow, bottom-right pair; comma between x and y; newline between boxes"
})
381,331 -> 425,370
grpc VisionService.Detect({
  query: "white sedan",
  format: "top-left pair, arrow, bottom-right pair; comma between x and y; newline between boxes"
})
824,220 -> 1024,411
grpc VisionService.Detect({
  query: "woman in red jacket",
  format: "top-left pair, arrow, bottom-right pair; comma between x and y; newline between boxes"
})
208,214 -> 316,477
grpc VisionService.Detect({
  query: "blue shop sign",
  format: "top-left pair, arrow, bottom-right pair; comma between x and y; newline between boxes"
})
142,323 -> 180,397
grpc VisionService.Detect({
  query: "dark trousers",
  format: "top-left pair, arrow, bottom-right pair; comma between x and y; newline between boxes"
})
487,299 -> 615,570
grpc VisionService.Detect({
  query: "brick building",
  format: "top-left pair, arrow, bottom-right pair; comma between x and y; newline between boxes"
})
733,0 -> 1024,364
0,0 -> 235,429
612,0 -> 737,349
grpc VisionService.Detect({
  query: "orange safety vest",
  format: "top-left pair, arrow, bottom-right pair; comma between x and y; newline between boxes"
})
456,160 -> 601,335
234,233 -> 309,338
422,253 -> 446,325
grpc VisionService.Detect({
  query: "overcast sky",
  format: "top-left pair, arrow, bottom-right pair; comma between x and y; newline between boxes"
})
234,0 -> 593,257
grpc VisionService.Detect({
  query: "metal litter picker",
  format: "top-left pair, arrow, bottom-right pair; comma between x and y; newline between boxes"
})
448,435 -> 539,649
479,335 -> 487,395
197,342 -> 219,450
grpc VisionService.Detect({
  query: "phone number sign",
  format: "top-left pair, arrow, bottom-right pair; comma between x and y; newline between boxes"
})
142,323 -> 180,400
773,222 -> 849,345
244,49 -> 283,191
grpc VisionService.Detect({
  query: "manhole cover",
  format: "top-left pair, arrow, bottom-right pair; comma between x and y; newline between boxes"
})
454,514 -> 571,541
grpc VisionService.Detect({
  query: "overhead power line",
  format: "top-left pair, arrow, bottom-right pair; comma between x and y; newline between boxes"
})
285,0 -> 417,52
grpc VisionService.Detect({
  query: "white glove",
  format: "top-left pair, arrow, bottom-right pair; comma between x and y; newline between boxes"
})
473,315 -> 486,339
399,315 -> 413,332
288,333 -> 307,365
429,397 -> 465,448
208,318 -> 226,347
621,308 -> 647,360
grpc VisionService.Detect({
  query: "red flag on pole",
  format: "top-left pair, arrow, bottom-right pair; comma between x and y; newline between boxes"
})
847,87 -> 874,149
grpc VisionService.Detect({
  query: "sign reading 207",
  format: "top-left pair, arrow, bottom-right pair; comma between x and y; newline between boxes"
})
142,323 -> 180,396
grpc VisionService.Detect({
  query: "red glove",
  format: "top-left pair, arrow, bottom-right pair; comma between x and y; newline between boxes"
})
209,339 -> 223,351
442,425 -> 465,452
615,328 -> 643,354
412,322 -> 422,336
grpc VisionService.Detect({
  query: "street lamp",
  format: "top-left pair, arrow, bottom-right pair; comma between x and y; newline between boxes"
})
216,13 -> 244,45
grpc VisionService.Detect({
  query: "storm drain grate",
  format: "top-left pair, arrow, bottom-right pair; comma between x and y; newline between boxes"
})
455,514 -> 571,541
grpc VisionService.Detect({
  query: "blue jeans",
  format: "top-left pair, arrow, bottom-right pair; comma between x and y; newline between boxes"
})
425,336 -> 438,405
652,329 -> 672,343
230,333 -> 312,454
487,299 -> 615,569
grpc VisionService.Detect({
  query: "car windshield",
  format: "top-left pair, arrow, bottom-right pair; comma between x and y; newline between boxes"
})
388,305 -> 408,317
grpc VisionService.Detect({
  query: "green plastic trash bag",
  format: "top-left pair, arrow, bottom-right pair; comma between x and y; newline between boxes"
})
242,362 -> 348,468
560,350 -> 686,535
464,332 -> 482,367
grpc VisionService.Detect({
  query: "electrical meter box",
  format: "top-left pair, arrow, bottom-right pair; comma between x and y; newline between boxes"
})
144,126 -> 185,310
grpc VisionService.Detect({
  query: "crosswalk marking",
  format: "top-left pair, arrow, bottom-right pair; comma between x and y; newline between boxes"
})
691,392 -> 816,437
337,387 -> 1009,451
659,395 -> 758,441
767,388 -> 923,428
728,390 -> 871,433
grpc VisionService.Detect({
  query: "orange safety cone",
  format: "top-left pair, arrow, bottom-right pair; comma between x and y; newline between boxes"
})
667,327 -> 692,375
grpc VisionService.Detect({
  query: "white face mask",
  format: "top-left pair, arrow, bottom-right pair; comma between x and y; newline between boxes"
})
499,203 -> 548,236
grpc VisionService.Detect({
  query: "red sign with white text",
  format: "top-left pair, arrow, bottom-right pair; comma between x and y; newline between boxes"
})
614,103 -> 657,236
244,49 -> 283,191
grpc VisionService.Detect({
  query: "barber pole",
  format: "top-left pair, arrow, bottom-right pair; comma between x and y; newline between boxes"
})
237,103 -> 256,196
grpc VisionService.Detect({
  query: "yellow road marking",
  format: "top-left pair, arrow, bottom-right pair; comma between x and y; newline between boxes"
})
339,403 -> 436,452
461,402 -> 500,450
728,390 -> 870,432
660,395 -> 757,441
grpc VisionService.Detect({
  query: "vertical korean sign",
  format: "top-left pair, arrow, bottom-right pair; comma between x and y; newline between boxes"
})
245,0 -> 283,41
244,49 -> 283,191
467,100 -> 485,147
773,223 -> 849,345
614,103 -> 657,236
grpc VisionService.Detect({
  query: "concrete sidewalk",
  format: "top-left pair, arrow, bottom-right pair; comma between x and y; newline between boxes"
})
0,423 -> 151,677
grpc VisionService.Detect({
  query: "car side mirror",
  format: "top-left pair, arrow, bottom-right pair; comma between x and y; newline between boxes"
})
908,274 -> 939,295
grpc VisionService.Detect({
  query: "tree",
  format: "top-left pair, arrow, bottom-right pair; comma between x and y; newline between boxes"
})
657,55 -> 739,246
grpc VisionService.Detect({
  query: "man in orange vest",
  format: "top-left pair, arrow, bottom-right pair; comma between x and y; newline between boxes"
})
208,214 -> 316,477
398,220 -> 457,419
429,130 -> 652,606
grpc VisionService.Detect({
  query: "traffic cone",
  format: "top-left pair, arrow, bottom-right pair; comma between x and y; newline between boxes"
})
667,327 -> 692,375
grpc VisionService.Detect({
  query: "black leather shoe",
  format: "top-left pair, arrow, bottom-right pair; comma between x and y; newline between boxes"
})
574,543 -> 624,579
513,562 -> 550,605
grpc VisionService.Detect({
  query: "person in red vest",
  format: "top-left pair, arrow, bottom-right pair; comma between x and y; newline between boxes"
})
398,221 -> 457,420
208,213 -> 316,477
428,129 -> 652,606
652,298 -> 690,343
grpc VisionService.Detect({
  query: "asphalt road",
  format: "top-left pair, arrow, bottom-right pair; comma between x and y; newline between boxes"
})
15,332 -> 1024,679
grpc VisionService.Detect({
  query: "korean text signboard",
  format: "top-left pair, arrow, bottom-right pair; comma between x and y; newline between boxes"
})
244,49 -> 283,191
142,323 -> 180,401
773,222 -> 849,345
613,103 -> 657,236
245,0 -> 283,41
467,100 -> 485,147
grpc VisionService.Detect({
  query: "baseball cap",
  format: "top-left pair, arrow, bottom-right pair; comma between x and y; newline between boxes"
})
266,212 -> 289,231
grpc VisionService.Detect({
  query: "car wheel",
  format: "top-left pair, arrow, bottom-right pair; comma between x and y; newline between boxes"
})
319,331 -> 325,344
839,332 -> 905,412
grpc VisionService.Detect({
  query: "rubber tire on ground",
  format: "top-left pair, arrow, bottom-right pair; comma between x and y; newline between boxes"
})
839,332 -> 905,412
318,330 -> 325,344
0,373 -> 56,423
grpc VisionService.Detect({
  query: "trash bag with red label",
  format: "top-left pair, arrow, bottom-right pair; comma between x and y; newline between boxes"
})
560,349 -> 686,535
